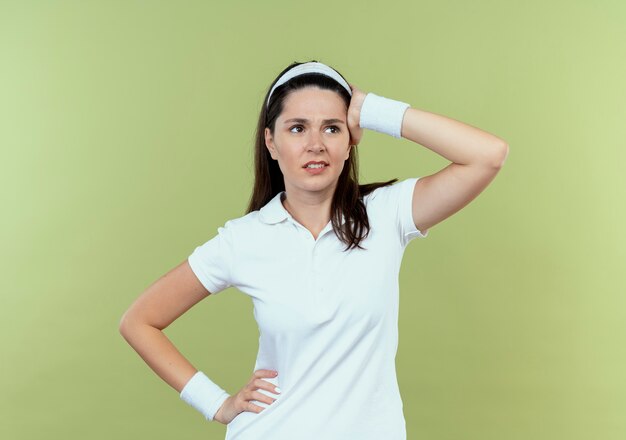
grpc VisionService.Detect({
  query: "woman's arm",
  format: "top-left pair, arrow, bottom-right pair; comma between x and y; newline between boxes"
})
401,107 -> 508,167
400,106 -> 509,234
347,84 -> 509,234
119,260 -> 280,424
119,260 -> 211,393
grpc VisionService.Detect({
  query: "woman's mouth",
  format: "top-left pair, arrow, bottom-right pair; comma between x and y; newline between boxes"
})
303,163 -> 328,174
303,161 -> 328,174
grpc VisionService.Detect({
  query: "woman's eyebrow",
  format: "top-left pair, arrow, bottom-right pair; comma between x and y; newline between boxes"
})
284,118 -> 346,125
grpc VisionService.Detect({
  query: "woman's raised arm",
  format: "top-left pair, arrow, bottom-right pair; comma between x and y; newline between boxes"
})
401,106 -> 509,234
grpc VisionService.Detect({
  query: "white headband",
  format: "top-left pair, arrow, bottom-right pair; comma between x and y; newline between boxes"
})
266,61 -> 352,107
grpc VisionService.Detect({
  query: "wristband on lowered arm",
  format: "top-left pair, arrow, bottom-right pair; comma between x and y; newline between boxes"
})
359,92 -> 411,139
179,370 -> 230,421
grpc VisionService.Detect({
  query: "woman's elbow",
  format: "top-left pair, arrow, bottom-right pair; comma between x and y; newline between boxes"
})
491,142 -> 509,168
119,310 -> 141,336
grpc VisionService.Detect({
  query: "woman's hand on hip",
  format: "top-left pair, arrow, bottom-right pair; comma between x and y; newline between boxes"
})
213,369 -> 281,425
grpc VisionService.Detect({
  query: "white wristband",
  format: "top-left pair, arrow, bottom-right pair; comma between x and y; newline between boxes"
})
180,371 -> 230,421
359,92 -> 411,139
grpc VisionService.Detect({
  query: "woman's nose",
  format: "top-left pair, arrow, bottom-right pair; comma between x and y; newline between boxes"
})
306,131 -> 326,151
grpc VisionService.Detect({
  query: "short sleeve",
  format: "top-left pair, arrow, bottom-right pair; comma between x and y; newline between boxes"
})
187,220 -> 235,295
395,177 -> 429,246
368,177 -> 428,247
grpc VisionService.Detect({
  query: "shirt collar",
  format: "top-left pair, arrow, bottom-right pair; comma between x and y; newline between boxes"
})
259,191 -> 346,226
259,191 -> 290,224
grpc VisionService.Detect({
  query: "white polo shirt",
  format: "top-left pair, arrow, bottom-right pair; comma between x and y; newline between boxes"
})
188,177 -> 428,440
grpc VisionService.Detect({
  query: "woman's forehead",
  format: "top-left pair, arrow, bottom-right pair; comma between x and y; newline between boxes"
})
281,88 -> 346,118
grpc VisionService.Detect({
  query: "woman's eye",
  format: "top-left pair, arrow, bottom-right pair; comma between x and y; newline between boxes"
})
289,125 -> 340,133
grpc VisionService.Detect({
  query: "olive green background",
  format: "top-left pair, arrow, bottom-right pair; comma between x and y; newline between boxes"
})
1,1 -> 624,439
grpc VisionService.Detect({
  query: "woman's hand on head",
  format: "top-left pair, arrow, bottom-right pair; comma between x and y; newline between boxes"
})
347,83 -> 366,147
213,369 -> 281,425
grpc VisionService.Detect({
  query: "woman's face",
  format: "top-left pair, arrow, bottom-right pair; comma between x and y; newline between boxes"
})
265,86 -> 351,195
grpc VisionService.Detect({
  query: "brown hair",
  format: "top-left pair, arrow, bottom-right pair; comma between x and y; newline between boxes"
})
245,60 -> 398,251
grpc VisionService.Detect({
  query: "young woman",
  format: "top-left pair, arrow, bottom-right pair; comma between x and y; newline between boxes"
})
119,60 -> 508,439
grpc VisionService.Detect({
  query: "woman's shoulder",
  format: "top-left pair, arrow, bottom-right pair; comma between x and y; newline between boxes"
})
361,178 -> 419,214
222,211 -> 259,230
360,180 -> 399,203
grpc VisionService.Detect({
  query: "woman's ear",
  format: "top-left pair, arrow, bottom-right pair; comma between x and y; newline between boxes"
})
264,127 -> 276,159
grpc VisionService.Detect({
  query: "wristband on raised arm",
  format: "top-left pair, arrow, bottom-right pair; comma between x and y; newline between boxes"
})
359,92 -> 411,139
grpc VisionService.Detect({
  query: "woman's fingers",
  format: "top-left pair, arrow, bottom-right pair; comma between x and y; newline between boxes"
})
244,400 -> 267,413
346,83 -> 365,146
213,369 -> 281,423
253,377 -> 281,396
255,369 -> 278,378
249,388 -> 278,406
242,369 -> 280,412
